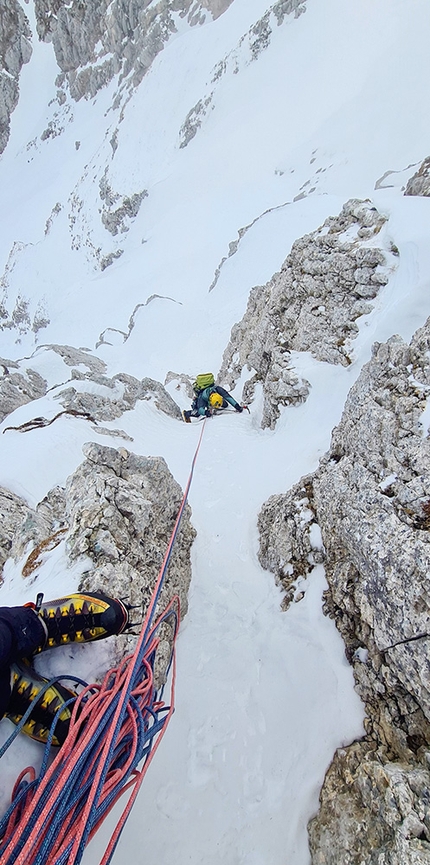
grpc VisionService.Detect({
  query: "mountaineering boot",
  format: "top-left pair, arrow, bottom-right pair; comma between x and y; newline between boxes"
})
181,409 -> 191,423
6,660 -> 77,746
35,592 -> 129,653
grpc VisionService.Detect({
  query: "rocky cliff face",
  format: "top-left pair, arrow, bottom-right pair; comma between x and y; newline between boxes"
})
219,199 -> 396,429
0,0 -> 235,155
0,339 -> 189,678
258,317 -> 430,863
35,0 -> 234,101
0,0 -> 32,153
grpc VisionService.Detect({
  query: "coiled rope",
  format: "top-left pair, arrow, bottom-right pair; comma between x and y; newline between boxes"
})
0,419 -> 207,865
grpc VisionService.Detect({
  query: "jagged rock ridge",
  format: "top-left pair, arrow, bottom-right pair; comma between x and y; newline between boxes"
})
35,0 -> 235,102
0,0 -> 32,153
0,0 -> 306,158
219,198 -> 395,429
258,317 -> 430,864
0,0 -> 235,155
0,343 -> 182,431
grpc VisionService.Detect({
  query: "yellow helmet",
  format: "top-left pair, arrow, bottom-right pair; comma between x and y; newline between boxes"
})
209,392 -> 223,409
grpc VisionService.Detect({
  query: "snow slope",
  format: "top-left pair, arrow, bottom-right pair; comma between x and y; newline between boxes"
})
0,0 -> 430,863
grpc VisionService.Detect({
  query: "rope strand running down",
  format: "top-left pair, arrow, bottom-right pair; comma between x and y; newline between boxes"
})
0,419 -> 207,865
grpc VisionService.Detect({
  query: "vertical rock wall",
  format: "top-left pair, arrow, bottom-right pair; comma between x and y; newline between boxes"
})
258,318 -> 430,863
219,199 -> 394,429
0,0 -> 32,153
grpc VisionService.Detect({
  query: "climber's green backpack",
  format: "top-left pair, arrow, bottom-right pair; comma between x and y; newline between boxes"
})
193,372 -> 215,393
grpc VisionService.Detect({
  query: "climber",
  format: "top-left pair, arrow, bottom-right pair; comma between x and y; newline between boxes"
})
0,592 -> 129,746
182,383 -> 244,423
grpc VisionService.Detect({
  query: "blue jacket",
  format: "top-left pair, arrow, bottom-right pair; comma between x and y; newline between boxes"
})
195,385 -> 242,416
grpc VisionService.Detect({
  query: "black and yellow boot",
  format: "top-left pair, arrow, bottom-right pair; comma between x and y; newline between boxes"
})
35,592 -> 129,652
6,660 -> 76,746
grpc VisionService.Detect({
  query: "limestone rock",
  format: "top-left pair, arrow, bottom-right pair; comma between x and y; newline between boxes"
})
69,444 -> 195,625
99,169 -> 148,235
164,370 -> 195,399
33,0 -> 235,102
219,199 -> 393,429
0,344 -> 182,429
313,323 -> 430,743
0,484 -> 67,579
249,0 -> 306,61
0,358 -> 47,423
257,316 -> 430,863
0,443 -> 195,682
257,476 -> 324,609
180,0 -> 307,148
48,344 -> 108,374
56,373 -> 182,422
309,742 -> 430,865
0,0 -> 32,154
1,242 -> 51,340
405,157 -> 430,197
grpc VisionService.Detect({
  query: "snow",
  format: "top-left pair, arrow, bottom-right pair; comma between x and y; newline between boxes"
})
379,474 -> 398,491
1,0 -> 430,863
420,398 -> 430,439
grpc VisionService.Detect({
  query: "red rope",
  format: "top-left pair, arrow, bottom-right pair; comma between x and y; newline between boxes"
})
0,419 -> 207,865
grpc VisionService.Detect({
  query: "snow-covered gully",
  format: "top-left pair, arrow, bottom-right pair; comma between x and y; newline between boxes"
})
0,0 -> 430,863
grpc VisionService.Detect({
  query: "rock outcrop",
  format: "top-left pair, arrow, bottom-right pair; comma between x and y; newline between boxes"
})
56,373 -> 182,425
0,484 -> 67,578
219,199 -> 395,429
0,0 -> 32,154
0,358 -> 47,423
405,157 -> 430,197
71,443 -> 195,630
0,344 -> 182,431
34,0 -> 235,102
0,442 -> 195,679
179,0 -> 307,148
0,242 -> 51,340
258,318 -> 430,863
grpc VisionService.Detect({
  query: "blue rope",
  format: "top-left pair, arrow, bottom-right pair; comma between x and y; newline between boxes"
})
0,420 -> 206,865
0,604 -> 179,864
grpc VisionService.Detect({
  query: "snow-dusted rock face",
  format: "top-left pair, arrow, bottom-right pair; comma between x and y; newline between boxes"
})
0,0 -> 32,154
258,318 -> 430,862
56,373 -> 182,425
0,443 -> 195,678
0,344 -> 182,434
70,443 -> 195,627
0,484 -> 66,578
0,241 -> 51,338
405,156 -> 430,197
258,476 -> 323,609
219,199 -> 395,429
34,0 -> 234,101
0,358 -> 47,423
